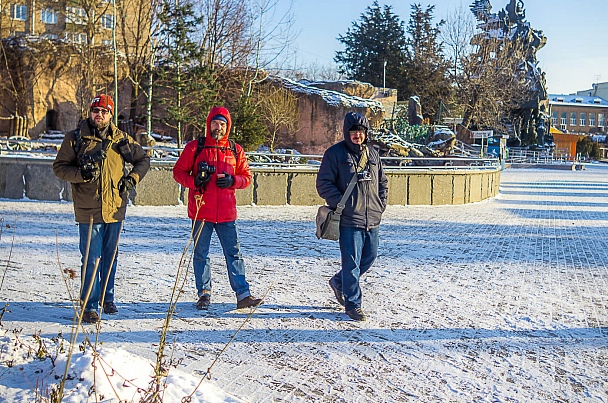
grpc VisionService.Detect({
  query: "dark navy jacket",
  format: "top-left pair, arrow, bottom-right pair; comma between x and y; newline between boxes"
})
316,112 -> 389,229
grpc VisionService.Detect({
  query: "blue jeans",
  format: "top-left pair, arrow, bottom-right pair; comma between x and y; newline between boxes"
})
79,222 -> 122,312
332,226 -> 379,311
192,220 -> 251,300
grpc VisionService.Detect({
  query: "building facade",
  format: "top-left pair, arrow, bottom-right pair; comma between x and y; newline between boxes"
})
0,0 -> 149,138
549,94 -> 608,135
0,0 -> 116,45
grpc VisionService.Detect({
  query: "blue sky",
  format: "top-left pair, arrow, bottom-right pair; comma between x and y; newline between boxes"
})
282,0 -> 608,95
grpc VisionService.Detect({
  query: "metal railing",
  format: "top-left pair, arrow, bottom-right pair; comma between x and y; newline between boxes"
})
0,137 -> 499,170
505,148 -> 577,164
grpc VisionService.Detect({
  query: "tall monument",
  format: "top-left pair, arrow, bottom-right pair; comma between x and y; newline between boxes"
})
470,0 -> 550,146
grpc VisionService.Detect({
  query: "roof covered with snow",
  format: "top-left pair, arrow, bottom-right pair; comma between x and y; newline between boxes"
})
549,94 -> 608,107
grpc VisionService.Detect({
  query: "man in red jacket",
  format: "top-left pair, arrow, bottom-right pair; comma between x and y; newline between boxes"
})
173,106 -> 262,310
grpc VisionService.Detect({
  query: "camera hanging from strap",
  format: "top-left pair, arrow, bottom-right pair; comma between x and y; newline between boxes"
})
334,147 -> 369,216
191,136 -> 239,172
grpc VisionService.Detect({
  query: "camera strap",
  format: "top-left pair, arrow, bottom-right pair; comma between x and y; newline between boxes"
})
191,136 -> 239,172
73,123 -> 130,163
336,148 -> 369,215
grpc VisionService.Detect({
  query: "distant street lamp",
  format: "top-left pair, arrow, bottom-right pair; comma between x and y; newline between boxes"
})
383,60 -> 387,92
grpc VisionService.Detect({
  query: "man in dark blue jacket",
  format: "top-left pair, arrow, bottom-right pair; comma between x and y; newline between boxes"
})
316,112 -> 389,321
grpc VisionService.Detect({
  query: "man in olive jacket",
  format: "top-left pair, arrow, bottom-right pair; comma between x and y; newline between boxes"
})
53,94 -> 150,323
316,112 -> 388,321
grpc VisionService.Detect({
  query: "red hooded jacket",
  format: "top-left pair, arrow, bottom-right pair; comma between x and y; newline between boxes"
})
173,106 -> 252,223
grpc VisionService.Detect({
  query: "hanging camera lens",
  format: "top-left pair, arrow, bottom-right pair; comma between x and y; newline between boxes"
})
357,170 -> 372,182
197,161 -> 216,175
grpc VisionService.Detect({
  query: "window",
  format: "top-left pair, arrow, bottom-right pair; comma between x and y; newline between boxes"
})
101,14 -> 113,29
570,112 -> 577,126
101,39 -> 112,46
66,7 -> 87,25
10,4 -> 27,20
599,113 -> 605,127
551,111 -> 558,125
580,113 -> 586,126
41,9 -> 57,24
560,112 -> 567,126
42,33 -> 58,39
65,31 -> 87,44
589,113 -> 596,126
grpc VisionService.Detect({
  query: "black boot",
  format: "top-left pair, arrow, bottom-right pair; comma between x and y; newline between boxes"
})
196,294 -> 211,310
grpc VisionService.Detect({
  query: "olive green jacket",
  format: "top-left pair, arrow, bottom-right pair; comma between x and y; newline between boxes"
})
53,119 -> 150,223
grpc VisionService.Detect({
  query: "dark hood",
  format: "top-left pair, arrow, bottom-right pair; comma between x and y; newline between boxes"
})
342,112 -> 370,153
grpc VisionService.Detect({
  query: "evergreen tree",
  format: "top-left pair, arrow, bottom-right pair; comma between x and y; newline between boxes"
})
154,0 -> 220,146
334,1 -> 407,94
231,93 -> 268,151
576,137 -> 600,160
402,4 -> 451,123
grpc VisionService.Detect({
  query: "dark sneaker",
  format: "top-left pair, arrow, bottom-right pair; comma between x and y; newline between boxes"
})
103,302 -> 118,314
196,294 -> 211,310
82,311 -> 100,324
345,308 -> 366,322
236,296 -> 262,309
328,278 -> 345,306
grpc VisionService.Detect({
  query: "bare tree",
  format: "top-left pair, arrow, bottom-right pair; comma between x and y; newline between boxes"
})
458,36 -> 528,132
117,0 -> 159,121
196,0 -> 250,68
283,61 -> 344,82
257,81 -> 298,151
65,0 -> 115,114
440,4 -> 475,84
246,0 -> 297,70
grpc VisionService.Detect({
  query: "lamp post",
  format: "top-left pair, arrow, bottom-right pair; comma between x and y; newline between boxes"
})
112,0 -> 118,125
383,60 -> 387,92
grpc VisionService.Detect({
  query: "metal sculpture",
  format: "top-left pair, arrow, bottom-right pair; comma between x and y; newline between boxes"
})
470,0 -> 550,146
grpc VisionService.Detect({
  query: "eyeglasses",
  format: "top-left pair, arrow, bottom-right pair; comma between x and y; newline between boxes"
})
91,108 -> 110,115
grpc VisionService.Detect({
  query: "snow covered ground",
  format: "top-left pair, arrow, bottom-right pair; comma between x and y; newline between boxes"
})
1,167 -> 607,402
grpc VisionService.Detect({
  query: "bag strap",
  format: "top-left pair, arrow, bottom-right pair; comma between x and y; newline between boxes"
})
72,126 -> 83,154
335,147 -> 369,215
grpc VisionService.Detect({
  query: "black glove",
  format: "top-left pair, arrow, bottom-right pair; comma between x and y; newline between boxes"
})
80,163 -> 100,182
118,176 -> 136,194
194,170 -> 213,189
216,172 -> 234,189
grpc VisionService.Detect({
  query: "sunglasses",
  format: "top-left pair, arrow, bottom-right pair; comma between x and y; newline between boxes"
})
91,108 -> 110,115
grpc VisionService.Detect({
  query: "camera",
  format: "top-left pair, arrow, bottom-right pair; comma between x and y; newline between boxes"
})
197,161 -> 216,175
81,162 -> 97,172
78,149 -> 106,166
357,170 -> 372,182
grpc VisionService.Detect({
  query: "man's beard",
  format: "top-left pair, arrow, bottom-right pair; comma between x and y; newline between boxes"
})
91,118 -> 109,130
211,129 -> 225,140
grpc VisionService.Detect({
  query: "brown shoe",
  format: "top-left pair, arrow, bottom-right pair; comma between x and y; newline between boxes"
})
103,302 -> 118,314
236,296 -> 262,309
82,311 -> 100,324
345,308 -> 366,322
